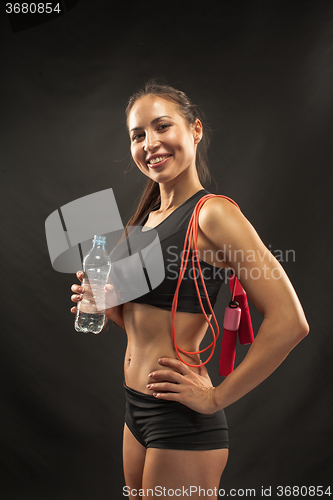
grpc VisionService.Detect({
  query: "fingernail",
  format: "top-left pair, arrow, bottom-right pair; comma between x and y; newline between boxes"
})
148,373 -> 153,378
146,384 -> 151,389
105,285 -> 112,291
158,358 -> 164,363
78,287 -> 84,293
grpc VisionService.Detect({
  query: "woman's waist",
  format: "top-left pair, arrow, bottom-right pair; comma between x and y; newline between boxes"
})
125,332 -> 204,367
125,343 -> 202,369
124,346 -> 201,394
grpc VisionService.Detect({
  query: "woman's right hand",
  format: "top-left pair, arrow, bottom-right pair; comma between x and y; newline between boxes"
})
70,271 -> 125,328
70,271 -> 86,315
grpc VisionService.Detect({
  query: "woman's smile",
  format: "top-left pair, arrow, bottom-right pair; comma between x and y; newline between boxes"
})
147,154 -> 172,168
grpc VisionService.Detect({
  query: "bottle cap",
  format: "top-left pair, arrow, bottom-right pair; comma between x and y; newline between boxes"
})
93,235 -> 106,244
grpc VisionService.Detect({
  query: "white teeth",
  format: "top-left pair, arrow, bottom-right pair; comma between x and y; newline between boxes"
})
149,155 -> 170,165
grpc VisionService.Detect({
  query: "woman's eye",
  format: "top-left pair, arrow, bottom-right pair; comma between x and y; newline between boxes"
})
132,132 -> 144,141
131,124 -> 170,141
158,123 -> 170,131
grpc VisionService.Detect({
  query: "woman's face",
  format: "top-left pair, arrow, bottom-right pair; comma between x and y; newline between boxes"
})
127,95 -> 202,184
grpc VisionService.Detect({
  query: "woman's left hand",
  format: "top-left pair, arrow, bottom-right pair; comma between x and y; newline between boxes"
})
146,357 -> 220,414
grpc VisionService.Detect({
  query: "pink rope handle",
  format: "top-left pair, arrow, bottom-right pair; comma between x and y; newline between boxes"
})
171,194 -> 240,368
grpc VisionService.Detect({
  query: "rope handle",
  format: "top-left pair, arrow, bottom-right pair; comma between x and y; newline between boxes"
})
171,194 -> 240,368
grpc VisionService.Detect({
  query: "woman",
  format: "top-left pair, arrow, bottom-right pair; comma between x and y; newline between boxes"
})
70,81 -> 309,499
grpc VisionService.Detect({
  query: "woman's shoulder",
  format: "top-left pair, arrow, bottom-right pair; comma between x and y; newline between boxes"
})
198,194 -> 262,252
198,194 -> 242,231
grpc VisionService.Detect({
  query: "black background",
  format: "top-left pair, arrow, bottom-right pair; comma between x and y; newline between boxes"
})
1,1 -> 332,499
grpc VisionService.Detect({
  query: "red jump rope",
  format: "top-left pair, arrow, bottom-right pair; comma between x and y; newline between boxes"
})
171,194 -> 254,376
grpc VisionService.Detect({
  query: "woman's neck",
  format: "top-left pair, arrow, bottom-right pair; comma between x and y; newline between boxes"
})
158,176 -> 204,213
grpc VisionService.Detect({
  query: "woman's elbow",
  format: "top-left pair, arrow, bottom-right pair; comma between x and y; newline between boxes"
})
268,310 -> 310,347
286,315 -> 310,345
297,318 -> 310,339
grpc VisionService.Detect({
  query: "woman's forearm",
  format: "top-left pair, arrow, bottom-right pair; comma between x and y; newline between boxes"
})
213,316 -> 309,410
107,304 -> 125,329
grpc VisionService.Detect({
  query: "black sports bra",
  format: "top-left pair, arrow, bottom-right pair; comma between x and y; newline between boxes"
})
112,189 -> 231,314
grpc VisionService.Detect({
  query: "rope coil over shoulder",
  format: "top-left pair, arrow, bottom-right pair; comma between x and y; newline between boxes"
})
171,194 -> 254,376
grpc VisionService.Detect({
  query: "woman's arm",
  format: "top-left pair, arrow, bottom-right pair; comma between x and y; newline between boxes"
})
105,304 -> 125,329
146,198 -> 309,413
201,198 -> 309,409
104,283 -> 125,328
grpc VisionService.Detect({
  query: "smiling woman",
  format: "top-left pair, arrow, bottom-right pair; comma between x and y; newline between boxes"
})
124,81 -> 212,229
128,95 -> 202,189
70,79 -> 309,500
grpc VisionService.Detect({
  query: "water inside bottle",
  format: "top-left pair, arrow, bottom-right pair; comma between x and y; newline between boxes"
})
75,310 -> 106,334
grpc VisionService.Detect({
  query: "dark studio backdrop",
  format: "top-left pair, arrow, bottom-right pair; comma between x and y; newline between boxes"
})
1,1 -> 332,499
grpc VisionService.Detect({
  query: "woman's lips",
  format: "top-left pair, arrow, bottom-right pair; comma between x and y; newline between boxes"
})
147,155 -> 172,168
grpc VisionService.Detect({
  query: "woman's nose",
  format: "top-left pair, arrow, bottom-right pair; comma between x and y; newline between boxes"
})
143,133 -> 160,152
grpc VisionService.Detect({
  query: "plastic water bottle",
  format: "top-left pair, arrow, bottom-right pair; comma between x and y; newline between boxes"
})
75,235 -> 111,334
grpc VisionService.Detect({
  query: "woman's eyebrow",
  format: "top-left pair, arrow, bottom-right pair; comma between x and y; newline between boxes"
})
130,115 -> 172,132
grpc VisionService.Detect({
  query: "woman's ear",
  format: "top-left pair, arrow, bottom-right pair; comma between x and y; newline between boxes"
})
193,119 -> 203,144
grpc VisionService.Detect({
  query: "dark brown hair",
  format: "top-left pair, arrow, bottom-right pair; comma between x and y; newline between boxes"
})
125,78 -> 212,227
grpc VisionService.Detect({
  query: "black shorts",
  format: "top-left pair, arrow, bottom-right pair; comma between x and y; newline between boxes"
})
124,383 -> 229,450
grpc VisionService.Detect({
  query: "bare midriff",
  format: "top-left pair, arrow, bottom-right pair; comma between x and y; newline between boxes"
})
122,302 -> 212,394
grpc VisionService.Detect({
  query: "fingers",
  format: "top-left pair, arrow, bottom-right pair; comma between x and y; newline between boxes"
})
148,369 -> 183,384
71,284 -> 85,294
147,366 -> 184,395
146,381 -> 181,394
71,271 -> 85,305
70,292 -> 82,314
71,271 -> 85,303
158,357 -> 192,376
71,281 -> 85,305
104,284 -> 117,302
71,292 -> 83,303
105,284 -> 123,307
151,391 -> 181,402
71,272 -> 85,313
76,271 -> 84,282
